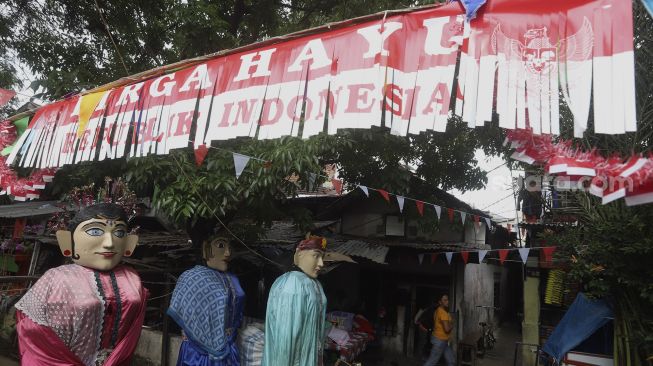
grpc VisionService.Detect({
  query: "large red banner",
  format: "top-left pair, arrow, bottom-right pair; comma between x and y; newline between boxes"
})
7,0 -> 634,169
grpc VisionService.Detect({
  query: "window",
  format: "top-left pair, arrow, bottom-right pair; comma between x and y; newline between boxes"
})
385,215 -> 405,236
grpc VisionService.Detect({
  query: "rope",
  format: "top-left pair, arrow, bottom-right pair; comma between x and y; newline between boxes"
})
93,0 -> 129,75
147,291 -> 173,302
480,192 -> 514,210
485,161 -> 509,174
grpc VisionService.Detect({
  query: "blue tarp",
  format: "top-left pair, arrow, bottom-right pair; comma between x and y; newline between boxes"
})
449,0 -> 487,22
542,293 -> 613,362
642,0 -> 653,19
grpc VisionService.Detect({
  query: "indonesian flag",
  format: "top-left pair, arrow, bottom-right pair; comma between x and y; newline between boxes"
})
0,89 -> 16,107
602,156 -> 649,204
564,151 -> 598,176
464,0 -> 635,136
624,158 -> 653,206
589,156 -> 625,198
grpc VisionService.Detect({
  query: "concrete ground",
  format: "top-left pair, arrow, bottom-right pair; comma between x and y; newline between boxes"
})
347,322 -> 522,366
0,324 -> 523,366
477,322 -> 522,366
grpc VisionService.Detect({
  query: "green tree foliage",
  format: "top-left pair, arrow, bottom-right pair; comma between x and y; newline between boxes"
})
2,0 -> 438,99
0,3 -> 20,118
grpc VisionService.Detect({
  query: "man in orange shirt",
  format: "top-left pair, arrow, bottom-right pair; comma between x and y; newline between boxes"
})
423,293 -> 455,366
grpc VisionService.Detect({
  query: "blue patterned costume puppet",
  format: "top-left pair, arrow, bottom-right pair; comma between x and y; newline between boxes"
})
168,238 -> 245,366
262,236 -> 329,366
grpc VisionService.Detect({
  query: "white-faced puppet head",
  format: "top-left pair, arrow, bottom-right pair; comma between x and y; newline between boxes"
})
293,236 -> 326,279
55,203 -> 138,271
203,237 -> 231,272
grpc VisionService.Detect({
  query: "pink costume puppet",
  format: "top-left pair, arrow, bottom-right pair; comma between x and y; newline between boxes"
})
15,203 -> 147,366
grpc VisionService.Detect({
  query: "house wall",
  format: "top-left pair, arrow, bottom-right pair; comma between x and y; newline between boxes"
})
522,274 -> 540,366
335,196 -> 502,354
134,328 -> 183,366
459,220 -> 498,341
341,212 -> 468,242
453,263 -> 465,345
461,264 -> 497,340
339,197 -> 470,243
463,221 -> 487,247
414,217 -> 462,242
341,213 -> 384,237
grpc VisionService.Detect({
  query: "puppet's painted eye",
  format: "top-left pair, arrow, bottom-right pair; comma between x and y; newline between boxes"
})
85,228 -> 104,236
113,230 -> 126,238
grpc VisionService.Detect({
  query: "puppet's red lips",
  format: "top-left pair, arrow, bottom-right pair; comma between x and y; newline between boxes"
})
97,252 -> 116,258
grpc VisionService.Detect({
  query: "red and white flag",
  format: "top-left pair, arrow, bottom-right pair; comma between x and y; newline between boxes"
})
601,156 -> 649,204
6,0 -> 636,170
460,0 -> 634,136
0,89 -> 16,107
624,158 -> 653,206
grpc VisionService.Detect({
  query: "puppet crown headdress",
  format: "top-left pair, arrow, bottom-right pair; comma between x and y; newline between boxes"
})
48,177 -> 139,233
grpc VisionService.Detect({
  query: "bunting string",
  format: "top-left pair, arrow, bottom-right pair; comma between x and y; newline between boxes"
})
183,141 -> 500,226
423,245 -> 557,266
355,185 -> 493,224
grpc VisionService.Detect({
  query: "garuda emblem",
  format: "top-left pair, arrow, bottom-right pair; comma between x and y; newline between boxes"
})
492,17 -> 594,75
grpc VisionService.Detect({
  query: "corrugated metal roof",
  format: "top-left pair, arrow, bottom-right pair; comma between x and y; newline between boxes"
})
330,240 -> 389,264
0,201 -> 63,218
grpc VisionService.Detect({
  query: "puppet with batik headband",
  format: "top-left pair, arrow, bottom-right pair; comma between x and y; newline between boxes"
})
15,181 -> 147,366
168,235 -> 245,365
263,234 -> 329,366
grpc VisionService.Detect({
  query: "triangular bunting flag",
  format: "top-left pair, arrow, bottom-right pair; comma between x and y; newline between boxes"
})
518,248 -> 530,264
445,252 -> 453,265
433,205 -> 442,220
478,250 -> 488,263
378,189 -> 390,202
459,0 -> 488,22
0,88 -> 16,107
415,200 -> 424,216
460,212 -> 466,225
418,253 -> 424,265
77,91 -> 106,138
474,215 -> 480,229
461,251 -> 469,264
541,246 -> 556,262
194,144 -> 209,167
397,196 -> 405,213
447,208 -> 455,222
430,253 -> 438,264
332,179 -> 343,195
507,223 -> 512,232
498,249 -> 509,264
359,185 -> 369,197
484,217 -> 491,228
233,152 -> 251,179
